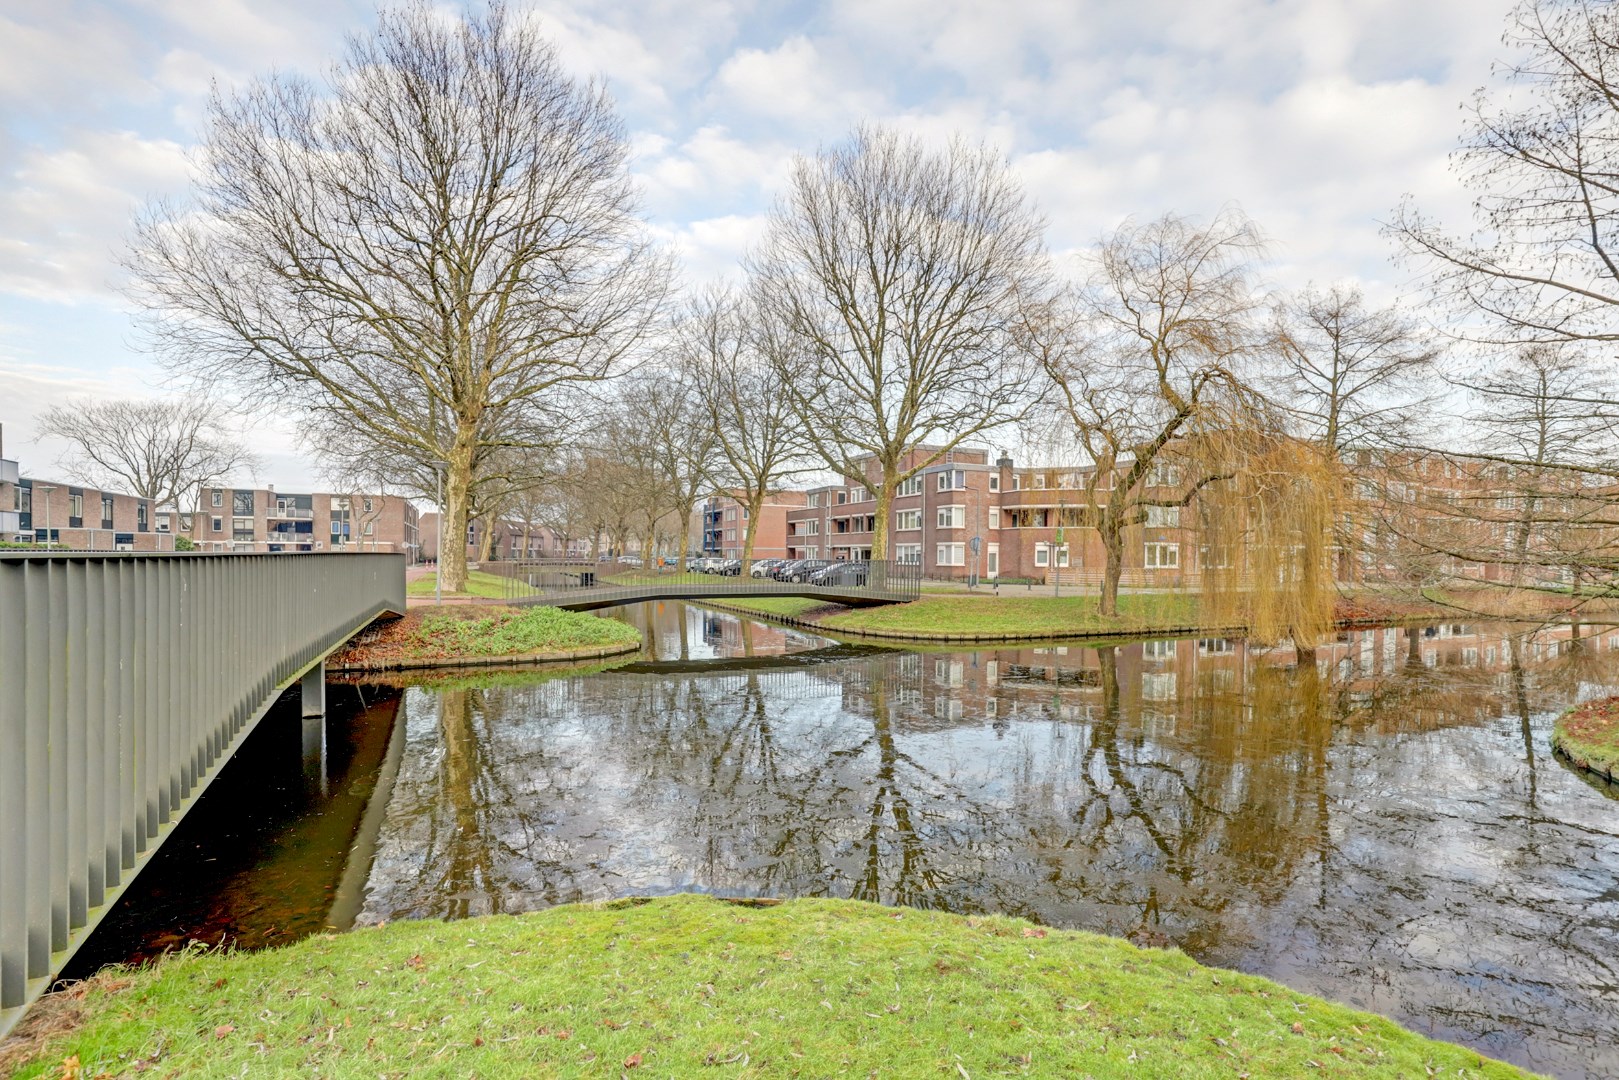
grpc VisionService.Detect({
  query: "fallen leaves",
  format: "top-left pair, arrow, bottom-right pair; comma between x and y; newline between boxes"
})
213,1024 -> 235,1040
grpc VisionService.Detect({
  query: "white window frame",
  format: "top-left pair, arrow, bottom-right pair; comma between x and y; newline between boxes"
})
1034,545 -> 1049,567
988,475 -> 999,491
936,505 -> 965,529
211,489 -> 223,507
936,542 -> 965,567
897,476 -> 923,497
895,509 -> 922,531
895,543 -> 922,565
1145,505 -> 1180,528
936,470 -> 965,492
1144,542 -> 1179,569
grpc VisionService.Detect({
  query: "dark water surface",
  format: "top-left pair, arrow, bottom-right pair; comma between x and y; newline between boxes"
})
75,604 -> 1619,1078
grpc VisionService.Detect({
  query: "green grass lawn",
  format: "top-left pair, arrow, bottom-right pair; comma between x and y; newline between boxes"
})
821,591 -> 1209,638
405,569 -> 536,600
330,605 -> 640,667
3,895 -> 1528,1079
1553,695 -> 1619,777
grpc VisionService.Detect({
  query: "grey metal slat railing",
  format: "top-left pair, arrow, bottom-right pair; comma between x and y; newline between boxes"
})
0,552 -> 405,1036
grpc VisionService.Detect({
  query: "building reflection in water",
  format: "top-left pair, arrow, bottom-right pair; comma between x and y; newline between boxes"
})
357,614 -> 1619,1079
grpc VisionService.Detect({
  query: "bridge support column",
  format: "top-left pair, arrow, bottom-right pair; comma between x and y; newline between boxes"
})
300,661 -> 326,718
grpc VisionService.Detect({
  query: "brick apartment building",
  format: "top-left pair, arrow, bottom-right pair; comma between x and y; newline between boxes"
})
420,513 -> 590,563
187,486 -> 419,558
2,468 -> 175,551
700,490 -> 809,559
780,446 -> 1275,585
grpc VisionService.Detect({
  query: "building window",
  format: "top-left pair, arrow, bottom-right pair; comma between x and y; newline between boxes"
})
988,506 -> 999,529
837,490 -> 847,504
936,505 -> 965,529
808,492 -> 821,508
180,514 -> 193,532
1200,544 -> 1233,569
137,504 -> 148,529
1143,639 -> 1177,660
1145,542 -> 1179,568
363,522 -> 374,536
936,542 -> 965,566
1148,463 -> 1181,488
725,528 -> 736,541
936,470 -> 965,491
331,496 -> 350,511
101,496 -> 114,521
896,476 -> 922,497
211,489 -> 223,507
211,516 -> 223,533
14,486 -> 27,513
895,543 -> 922,564
896,509 -> 922,531
1035,545 -> 1049,567
233,491 -> 253,514
725,508 -> 736,521
69,493 -> 83,518
1145,505 -> 1180,528
988,475 -> 999,491
363,497 -> 374,513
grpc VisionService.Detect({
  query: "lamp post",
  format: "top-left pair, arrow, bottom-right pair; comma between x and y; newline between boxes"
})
36,485 -> 55,550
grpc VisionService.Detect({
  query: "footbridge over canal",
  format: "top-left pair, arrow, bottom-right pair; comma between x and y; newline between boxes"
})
0,552 -> 405,1036
498,559 -> 922,612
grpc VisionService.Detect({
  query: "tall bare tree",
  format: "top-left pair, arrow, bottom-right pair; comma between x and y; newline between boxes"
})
126,2 -> 668,591
1274,285 -> 1439,454
1035,211 -> 1275,616
36,396 -> 259,510
677,287 -> 810,567
749,125 -> 1050,558
1390,0 -> 1619,346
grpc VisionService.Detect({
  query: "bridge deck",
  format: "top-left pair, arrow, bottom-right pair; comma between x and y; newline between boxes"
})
498,561 -> 922,612
513,580 -> 912,611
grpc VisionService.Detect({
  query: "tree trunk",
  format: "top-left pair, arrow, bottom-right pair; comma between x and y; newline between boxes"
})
640,527 -> 656,572
441,434 -> 476,592
741,491 -> 764,572
477,516 -> 497,563
1099,519 -> 1124,617
871,477 -> 896,561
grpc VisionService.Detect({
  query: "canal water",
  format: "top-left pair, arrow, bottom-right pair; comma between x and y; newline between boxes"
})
65,602 -> 1619,1079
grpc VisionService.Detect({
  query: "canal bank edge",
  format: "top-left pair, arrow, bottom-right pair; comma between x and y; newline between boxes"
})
0,895 -> 1534,1080
327,637 -> 640,672
1551,696 -> 1619,782
703,597 -> 1450,647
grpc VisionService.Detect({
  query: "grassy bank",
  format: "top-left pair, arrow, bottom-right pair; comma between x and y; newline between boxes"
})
329,606 -> 640,669
708,596 -> 835,619
820,592 -> 1207,639
1552,695 -> 1619,779
2,895 -> 1527,1079
405,569 -> 532,600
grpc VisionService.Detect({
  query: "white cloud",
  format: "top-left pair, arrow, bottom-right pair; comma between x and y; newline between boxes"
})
0,130 -> 192,304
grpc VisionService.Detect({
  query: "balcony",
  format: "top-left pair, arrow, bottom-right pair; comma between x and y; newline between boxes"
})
268,507 -> 315,520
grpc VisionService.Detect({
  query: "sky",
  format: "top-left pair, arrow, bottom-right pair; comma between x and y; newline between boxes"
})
0,0 -> 1517,491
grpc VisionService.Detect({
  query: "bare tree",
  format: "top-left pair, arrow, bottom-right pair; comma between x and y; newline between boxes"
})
1274,285 -> 1439,454
126,3 -> 668,591
1035,211 -> 1275,616
749,125 -> 1050,558
36,396 -> 259,510
677,287 -> 811,567
1390,0 -> 1619,346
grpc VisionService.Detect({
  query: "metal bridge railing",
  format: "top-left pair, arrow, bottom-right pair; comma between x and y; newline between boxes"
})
0,552 -> 405,1035
501,558 -> 922,607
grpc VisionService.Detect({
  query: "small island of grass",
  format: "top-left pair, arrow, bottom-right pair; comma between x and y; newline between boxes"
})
818,592 -> 1210,640
329,605 -> 640,670
0,895 -> 1529,1079
1552,695 -> 1619,780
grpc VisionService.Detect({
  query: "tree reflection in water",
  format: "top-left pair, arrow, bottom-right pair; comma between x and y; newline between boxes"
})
357,612 -> 1619,1079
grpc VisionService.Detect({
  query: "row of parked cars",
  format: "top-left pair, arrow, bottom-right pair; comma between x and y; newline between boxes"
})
693,557 -> 871,587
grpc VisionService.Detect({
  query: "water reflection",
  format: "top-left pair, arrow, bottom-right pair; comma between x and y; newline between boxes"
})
605,599 -> 828,660
358,615 -> 1619,1078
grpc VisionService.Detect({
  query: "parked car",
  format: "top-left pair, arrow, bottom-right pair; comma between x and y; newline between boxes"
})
749,558 -> 784,578
810,561 -> 869,587
774,559 -> 818,583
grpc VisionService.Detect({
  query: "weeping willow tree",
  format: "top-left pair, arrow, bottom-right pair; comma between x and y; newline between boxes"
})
1197,435 -> 1343,651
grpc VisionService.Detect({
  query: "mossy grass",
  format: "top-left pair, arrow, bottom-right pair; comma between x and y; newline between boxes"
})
330,605 -> 640,669
821,591 -> 1209,639
2,895 -> 1529,1079
1552,694 -> 1619,778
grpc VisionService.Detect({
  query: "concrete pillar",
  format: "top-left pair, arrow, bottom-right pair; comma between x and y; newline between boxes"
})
300,661 -> 325,718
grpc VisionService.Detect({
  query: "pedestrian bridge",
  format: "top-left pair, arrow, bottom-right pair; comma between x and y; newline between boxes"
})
499,560 -> 921,612
0,551 -> 405,1037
